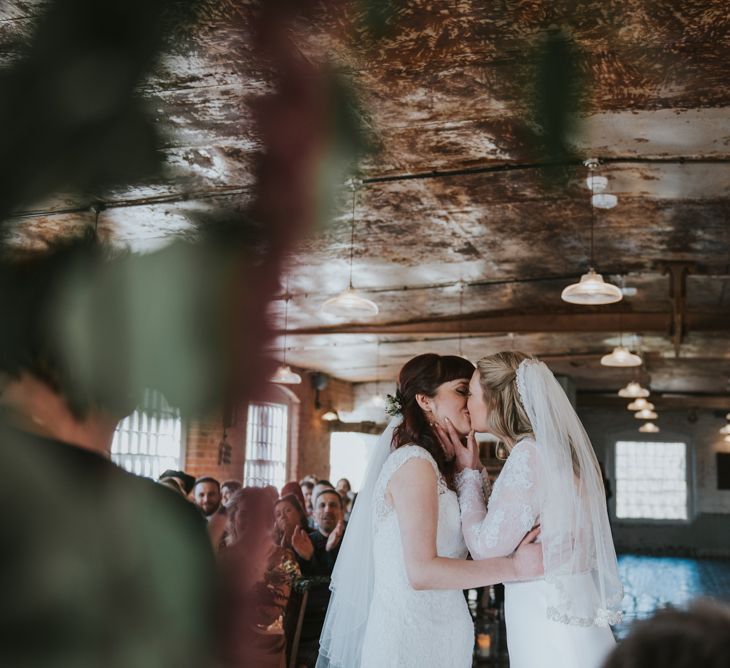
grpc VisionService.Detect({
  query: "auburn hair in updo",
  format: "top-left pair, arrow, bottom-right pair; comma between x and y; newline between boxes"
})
475,351 -> 534,448
392,353 -> 475,488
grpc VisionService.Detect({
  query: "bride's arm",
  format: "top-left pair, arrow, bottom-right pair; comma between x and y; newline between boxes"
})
456,441 -> 540,559
389,457 -> 541,590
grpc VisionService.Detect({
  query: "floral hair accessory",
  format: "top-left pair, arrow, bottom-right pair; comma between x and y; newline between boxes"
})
385,390 -> 404,417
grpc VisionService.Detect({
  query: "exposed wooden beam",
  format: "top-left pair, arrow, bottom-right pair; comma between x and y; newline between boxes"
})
288,311 -> 730,336
578,393 -> 730,411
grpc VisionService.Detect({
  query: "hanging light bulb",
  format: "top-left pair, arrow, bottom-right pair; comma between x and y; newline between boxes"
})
719,424 -> 730,435
322,408 -> 340,422
725,435 -> 730,443
561,160 -> 622,306
627,398 -> 654,411
726,413 -> 730,420
271,365 -> 302,384
601,346 -> 642,367
321,179 -> 379,318
618,381 -> 650,398
562,269 -> 623,304
592,193 -> 618,209
272,280 -> 302,385
635,408 -> 658,420
639,422 -> 660,433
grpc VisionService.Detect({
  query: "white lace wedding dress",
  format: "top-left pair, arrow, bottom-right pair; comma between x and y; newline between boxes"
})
455,438 -> 617,668
360,445 -> 474,667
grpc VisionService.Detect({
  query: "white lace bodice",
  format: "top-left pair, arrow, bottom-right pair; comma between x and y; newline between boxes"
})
455,438 -> 541,559
360,444 -> 473,667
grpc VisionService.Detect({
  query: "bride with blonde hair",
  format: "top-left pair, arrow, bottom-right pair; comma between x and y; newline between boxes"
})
436,351 -> 623,668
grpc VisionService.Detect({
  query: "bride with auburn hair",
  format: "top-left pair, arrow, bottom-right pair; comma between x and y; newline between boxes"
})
435,351 -> 622,668
317,353 -> 544,668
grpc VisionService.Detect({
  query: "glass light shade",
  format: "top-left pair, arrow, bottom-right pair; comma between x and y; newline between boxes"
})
321,288 -> 379,318
561,270 -> 623,305
635,409 -> 658,420
586,175 -> 608,192
618,381 -> 650,398
601,346 -> 642,367
271,364 -> 302,384
719,424 -> 730,435
592,193 -> 618,209
627,398 -> 654,411
322,409 -> 339,422
639,422 -> 660,433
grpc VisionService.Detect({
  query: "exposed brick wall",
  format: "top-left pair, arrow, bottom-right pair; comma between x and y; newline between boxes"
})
183,368 -> 354,486
288,373 -> 354,482
184,407 -> 247,484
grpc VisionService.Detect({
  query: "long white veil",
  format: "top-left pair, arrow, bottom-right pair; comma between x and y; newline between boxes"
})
316,416 -> 400,667
516,359 -> 623,626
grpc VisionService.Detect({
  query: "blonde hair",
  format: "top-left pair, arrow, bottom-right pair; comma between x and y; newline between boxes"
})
475,351 -> 534,448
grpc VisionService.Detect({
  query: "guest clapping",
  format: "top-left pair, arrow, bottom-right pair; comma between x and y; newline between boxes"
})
293,488 -> 346,576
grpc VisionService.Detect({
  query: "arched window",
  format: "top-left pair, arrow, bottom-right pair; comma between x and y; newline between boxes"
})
111,389 -> 183,479
243,385 -> 299,489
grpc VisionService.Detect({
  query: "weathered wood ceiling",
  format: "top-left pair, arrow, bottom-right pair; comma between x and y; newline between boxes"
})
2,1 -> 729,401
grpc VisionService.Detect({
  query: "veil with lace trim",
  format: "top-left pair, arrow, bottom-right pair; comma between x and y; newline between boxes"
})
516,359 -> 623,626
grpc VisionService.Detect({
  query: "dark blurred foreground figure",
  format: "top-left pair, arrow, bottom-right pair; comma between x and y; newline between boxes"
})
0,235 -> 216,667
220,487 -> 300,668
602,600 -> 730,668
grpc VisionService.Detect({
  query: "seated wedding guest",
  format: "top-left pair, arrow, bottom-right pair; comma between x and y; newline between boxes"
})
274,494 -> 309,549
222,487 -> 300,668
281,480 -> 308,514
158,476 -> 186,495
194,476 -> 222,518
336,477 -> 354,520
158,468 -> 196,497
602,599 -> 730,668
0,233 -> 216,667
290,488 -> 346,668
309,480 -> 334,529
292,488 -> 345,576
220,479 -> 242,508
300,480 -> 315,516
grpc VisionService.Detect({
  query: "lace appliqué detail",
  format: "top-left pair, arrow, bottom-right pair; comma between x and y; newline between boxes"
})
496,444 -> 534,491
546,606 -> 623,628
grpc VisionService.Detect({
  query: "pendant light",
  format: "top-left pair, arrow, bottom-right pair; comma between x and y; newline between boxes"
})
627,398 -> 654,411
271,278 -> 302,385
322,408 -> 340,421
618,381 -> 650,398
635,408 -> 658,420
321,179 -> 379,318
602,316 -> 642,367
639,422 -> 660,433
561,159 -> 623,305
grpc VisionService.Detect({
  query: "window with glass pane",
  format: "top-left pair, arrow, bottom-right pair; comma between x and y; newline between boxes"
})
111,389 -> 183,479
244,402 -> 288,489
615,441 -> 688,520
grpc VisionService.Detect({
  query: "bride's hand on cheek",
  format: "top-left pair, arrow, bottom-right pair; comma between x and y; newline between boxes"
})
432,420 -> 456,461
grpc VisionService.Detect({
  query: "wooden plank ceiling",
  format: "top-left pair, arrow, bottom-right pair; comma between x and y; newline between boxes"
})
2,1 -> 729,401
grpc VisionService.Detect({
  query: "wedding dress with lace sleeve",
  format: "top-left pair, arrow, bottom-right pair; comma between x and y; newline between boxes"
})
455,437 -> 618,668
359,445 -> 474,667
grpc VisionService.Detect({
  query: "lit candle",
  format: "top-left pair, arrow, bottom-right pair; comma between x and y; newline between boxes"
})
476,633 -> 491,658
